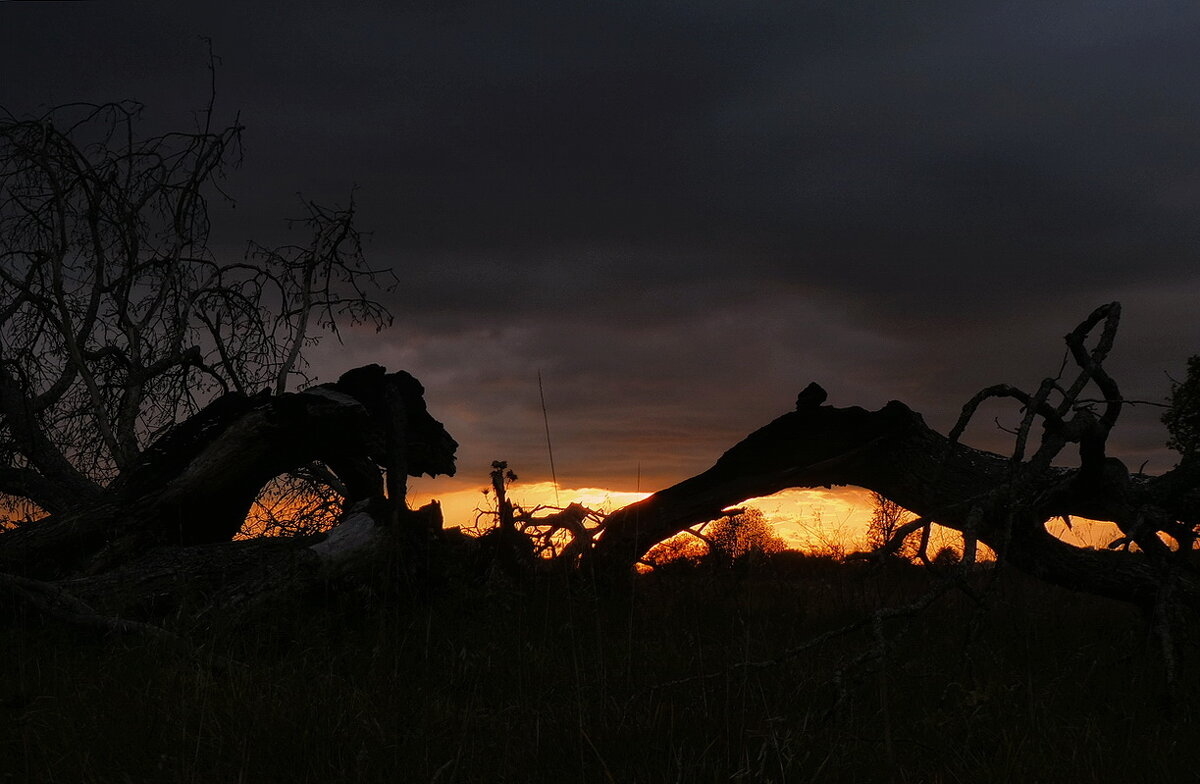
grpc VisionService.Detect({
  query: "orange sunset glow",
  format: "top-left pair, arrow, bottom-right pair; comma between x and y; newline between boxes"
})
408,478 -> 1121,555
233,471 -> 1133,556
409,478 -> 882,549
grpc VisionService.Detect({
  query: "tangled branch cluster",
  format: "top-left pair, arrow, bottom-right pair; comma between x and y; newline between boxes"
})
0,98 -> 393,524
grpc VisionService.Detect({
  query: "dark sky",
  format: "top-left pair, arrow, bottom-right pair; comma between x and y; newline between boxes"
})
5,1 -> 1200,496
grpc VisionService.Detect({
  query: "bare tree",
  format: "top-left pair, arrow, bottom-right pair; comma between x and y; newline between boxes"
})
706,507 -> 785,563
0,94 -> 465,631
866,492 -> 914,558
0,98 -> 391,524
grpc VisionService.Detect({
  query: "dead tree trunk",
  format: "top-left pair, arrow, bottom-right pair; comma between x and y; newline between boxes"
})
0,365 -> 457,624
592,304 -> 1200,612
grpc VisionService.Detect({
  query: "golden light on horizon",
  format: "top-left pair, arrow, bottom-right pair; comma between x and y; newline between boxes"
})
409,479 -> 885,551
739,486 -> 874,552
407,480 -> 653,531
409,480 -> 1057,557
257,476 -> 1131,557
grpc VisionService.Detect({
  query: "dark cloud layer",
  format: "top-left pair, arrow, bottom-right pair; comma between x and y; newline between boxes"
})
5,1 -> 1199,495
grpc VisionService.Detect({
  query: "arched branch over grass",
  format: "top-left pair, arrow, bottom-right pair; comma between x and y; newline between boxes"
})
593,304 -> 1200,612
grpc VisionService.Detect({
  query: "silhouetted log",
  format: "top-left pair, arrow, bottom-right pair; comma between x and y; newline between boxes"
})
65,501 -> 447,623
0,501 -> 449,627
0,365 -> 456,581
592,388 -> 1200,610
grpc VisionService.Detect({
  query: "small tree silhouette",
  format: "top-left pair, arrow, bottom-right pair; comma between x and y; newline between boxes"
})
866,492 -> 915,558
706,508 -> 785,564
1164,355 -> 1200,459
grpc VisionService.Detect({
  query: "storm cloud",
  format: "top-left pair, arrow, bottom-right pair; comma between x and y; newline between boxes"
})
5,0 -> 1199,496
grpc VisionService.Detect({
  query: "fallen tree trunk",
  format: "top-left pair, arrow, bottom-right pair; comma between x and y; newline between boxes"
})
0,499 -> 447,628
0,365 -> 458,624
0,364 -> 455,580
592,388 -> 1198,608
592,305 -> 1200,612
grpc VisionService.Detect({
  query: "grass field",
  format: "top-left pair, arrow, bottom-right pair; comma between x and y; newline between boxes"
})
2,554 -> 1196,783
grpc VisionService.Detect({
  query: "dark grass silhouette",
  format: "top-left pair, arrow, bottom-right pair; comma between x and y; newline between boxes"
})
2,555 -> 1195,783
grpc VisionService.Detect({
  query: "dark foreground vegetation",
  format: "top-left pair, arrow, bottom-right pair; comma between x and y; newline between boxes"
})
3,556 -> 1196,784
